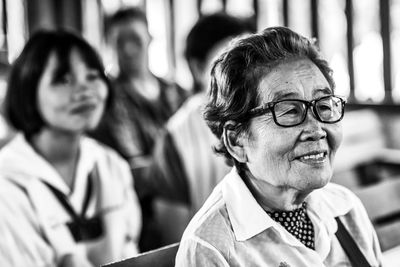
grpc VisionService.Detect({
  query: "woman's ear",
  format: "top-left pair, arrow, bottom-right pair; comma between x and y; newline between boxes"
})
223,121 -> 248,163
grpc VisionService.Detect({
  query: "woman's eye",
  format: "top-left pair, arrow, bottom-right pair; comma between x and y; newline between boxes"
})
275,107 -> 300,118
283,109 -> 300,117
319,104 -> 332,111
87,71 -> 101,81
281,106 -> 301,115
53,74 -> 72,85
317,101 -> 334,112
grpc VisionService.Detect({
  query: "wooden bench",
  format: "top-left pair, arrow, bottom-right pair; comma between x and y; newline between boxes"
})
102,243 -> 179,267
334,109 -> 400,185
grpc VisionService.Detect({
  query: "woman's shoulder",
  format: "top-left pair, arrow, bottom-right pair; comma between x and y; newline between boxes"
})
181,186 -> 235,247
0,176 -> 35,215
0,134 -> 28,159
82,137 -> 128,165
0,135 -> 52,183
167,93 -> 205,129
82,137 -> 133,185
320,182 -> 357,200
177,187 -> 236,265
309,183 -> 363,218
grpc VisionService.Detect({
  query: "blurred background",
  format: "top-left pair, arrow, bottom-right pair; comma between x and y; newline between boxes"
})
0,0 -> 399,103
1,0 -> 400,151
0,0 -> 400,204
0,0 -> 397,126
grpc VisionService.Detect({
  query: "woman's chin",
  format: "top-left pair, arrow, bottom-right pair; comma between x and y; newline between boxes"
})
306,176 -> 331,190
294,172 -> 332,192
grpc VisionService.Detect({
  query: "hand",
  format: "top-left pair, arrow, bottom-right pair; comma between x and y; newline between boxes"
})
58,254 -> 94,267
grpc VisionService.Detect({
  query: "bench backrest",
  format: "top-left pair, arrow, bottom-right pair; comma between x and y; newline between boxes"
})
333,109 -> 386,188
354,179 -> 400,251
102,243 -> 180,267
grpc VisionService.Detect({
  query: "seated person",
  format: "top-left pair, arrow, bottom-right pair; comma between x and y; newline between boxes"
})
175,27 -> 383,266
91,7 -> 188,181
89,7 -> 188,251
0,30 -> 142,267
150,13 -> 254,212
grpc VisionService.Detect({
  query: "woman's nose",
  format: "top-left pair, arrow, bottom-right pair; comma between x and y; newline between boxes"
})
299,111 -> 327,141
73,81 -> 93,100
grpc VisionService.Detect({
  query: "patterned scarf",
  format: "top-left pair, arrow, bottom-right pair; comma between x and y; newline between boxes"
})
266,202 -> 315,250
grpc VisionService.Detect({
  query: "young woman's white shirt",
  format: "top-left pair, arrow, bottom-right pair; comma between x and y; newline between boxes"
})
0,134 -> 142,266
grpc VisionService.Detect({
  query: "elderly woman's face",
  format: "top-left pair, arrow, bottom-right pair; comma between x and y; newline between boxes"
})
243,58 -> 342,192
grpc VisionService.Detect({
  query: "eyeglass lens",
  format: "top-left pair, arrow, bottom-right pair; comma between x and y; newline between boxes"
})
274,96 -> 343,126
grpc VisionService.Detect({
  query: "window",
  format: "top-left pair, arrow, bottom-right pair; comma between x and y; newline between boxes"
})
319,0 -> 350,98
390,0 -> 400,102
96,0 -> 398,103
353,0 -> 384,103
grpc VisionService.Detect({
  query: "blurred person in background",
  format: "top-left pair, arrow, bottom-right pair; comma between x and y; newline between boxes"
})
175,27 -> 382,266
150,13 -> 254,213
90,7 -> 188,251
0,60 -> 14,148
0,30 -> 142,267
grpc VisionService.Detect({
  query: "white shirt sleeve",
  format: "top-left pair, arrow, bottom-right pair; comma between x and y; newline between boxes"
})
0,180 -> 55,267
175,237 -> 230,267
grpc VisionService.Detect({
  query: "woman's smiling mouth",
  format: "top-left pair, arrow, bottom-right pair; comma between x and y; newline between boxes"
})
70,103 -> 98,114
296,151 -> 328,164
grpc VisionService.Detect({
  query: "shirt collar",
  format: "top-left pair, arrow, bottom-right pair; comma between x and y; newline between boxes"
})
306,183 -> 355,235
0,133 -> 96,196
222,168 -> 355,243
222,168 -> 283,242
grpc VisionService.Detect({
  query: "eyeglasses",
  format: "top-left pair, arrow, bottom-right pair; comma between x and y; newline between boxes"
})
248,95 -> 346,127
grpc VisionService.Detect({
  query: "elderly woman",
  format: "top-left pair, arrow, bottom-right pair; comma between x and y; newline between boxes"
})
175,27 -> 382,266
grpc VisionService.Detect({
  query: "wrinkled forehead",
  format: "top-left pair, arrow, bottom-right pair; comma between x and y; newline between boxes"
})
257,58 -> 331,102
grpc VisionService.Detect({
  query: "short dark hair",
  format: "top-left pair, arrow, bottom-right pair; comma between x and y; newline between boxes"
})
105,7 -> 148,38
185,12 -> 255,64
203,27 -> 335,168
4,29 -> 112,137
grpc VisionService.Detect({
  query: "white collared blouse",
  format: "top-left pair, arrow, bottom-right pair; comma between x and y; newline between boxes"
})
175,168 -> 383,267
0,134 -> 142,267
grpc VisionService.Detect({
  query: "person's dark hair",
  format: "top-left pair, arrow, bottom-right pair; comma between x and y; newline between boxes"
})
185,12 -> 254,64
4,29 -> 112,137
203,27 -> 335,169
185,13 -> 255,94
105,7 -> 148,38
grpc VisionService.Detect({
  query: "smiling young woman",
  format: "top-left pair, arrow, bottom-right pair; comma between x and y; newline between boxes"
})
0,30 -> 142,267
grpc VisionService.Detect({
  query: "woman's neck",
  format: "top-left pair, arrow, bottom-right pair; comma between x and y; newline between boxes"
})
120,66 -> 151,81
241,169 -> 311,212
121,74 -> 160,101
30,129 -> 81,188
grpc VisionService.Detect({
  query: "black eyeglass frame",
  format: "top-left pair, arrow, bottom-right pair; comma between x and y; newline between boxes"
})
247,95 -> 347,127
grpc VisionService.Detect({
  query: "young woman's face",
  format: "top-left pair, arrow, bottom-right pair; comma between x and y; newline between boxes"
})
37,48 -> 108,134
